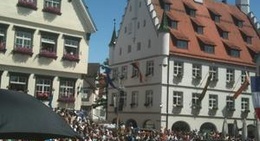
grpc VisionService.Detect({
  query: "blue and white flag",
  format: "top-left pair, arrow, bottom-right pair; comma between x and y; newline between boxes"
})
250,76 -> 260,119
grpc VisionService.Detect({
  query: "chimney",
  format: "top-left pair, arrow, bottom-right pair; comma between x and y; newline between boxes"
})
236,0 -> 250,14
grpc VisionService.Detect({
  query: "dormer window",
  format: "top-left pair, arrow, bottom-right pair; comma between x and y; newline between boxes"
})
223,40 -> 241,58
197,36 -> 215,54
208,8 -> 221,23
191,18 -> 204,34
164,3 -> 171,11
216,24 -> 229,39
232,15 -> 244,28
240,29 -> 253,44
176,40 -> 188,49
170,20 -> 178,29
184,2 -> 196,17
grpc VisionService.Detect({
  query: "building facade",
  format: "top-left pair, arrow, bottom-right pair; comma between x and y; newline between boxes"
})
107,0 -> 260,137
0,0 -> 96,110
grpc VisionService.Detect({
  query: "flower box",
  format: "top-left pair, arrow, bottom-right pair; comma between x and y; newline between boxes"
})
17,0 -> 37,10
13,46 -> 33,56
36,92 -> 50,101
39,50 -> 57,59
0,42 -> 6,52
58,96 -> 75,103
42,6 -> 61,15
62,54 -> 80,62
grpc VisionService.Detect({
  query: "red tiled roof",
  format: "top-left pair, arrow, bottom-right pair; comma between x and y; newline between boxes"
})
152,0 -> 260,67
197,35 -> 215,46
191,17 -> 204,27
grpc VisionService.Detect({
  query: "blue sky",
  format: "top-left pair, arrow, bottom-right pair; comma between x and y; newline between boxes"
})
85,0 -> 260,64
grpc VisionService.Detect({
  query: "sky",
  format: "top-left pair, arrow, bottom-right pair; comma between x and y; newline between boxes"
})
85,0 -> 260,64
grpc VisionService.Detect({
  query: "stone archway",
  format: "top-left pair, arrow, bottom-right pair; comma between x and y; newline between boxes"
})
125,119 -> 138,128
172,121 -> 190,132
143,119 -> 155,129
200,122 -> 217,132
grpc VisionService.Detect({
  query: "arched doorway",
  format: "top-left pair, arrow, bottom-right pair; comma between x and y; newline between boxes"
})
143,119 -> 155,129
247,124 -> 256,139
200,122 -> 217,133
125,119 -> 138,128
172,121 -> 190,132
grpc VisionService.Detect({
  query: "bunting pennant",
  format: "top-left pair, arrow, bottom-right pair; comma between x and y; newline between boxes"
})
250,76 -> 260,119
198,73 -> 212,102
233,74 -> 250,99
131,62 -> 143,83
102,65 -> 117,89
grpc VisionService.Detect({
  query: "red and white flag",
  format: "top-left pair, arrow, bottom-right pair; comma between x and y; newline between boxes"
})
251,76 -> 260,119
233,74 -> 250,99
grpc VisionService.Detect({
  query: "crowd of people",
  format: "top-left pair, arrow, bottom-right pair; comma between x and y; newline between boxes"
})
54,108 -> 256,141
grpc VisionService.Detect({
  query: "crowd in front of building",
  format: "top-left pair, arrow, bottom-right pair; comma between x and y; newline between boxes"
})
53,108 -> 255,141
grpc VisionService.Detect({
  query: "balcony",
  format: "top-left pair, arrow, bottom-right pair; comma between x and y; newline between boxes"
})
12,46 -> 33,56
58,96 -> 75,103
0,42 -> 6,53
36,92 -> 51,101
62,54 -> 80,62
42,6 -> 61,15
17,0 -> 37,10
39,50 -> 57,59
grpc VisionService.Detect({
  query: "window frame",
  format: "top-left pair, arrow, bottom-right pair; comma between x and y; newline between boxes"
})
173,62 -> 183,77
173,91 -> 183,107
146,60 -> 154,76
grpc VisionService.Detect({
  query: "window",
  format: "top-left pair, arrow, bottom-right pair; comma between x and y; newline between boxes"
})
137,22 -> 140,29
214,15 -> 220,23
209,95 -> 218,110
226,69 -> 235,83
148,39 -> 151,48
173,62 -> 183,77
146,61 -> 154,76
119,48 -> 122,55
204,45 -> 214,54
241,71 -> 247,84
110,93 -> 116,106
170,21 -> 178,29
226,96 -> 235,111
131,65 -> 139,78
176,40 -> 188,49
0,24 -> 7,52
143,20 -> 146,27
137,42 -> 141,51
230,49 -> 240,58
192,64 -> 201,79
236,20 -> 243,28
221,31 -> 229,39
189,9 -> 196,17
43,0 -> 61,15
35,76 -> 52,100
173,91 -> 183,107
192,93 -> 201,109
9,73 -> 28,92
241,98 -> 249,112
112,67 -> 119,80
209,66 -> 218,81
196,26 -> 203,34
128,22 -> 133,34
63,36 -> 80,62
14,29 -> 34,55
121,66 -> 128,79
124,26 -> 127,33
145,90 -> 153,107
118,91 -> 127,110
17,0 -> 37,10
39,32 -> 58,59
164,3 -> 171,11
128,45 -> 132,53
131,91 -> 138,107
58,78 -> 75,103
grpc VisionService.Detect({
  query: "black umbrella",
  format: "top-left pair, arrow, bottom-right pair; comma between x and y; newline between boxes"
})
0,89 -> 81,140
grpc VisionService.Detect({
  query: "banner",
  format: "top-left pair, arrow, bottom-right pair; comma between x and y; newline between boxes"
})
250,76 -> 260,119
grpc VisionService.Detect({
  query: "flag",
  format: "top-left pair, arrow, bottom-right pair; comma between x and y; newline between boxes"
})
250,76 -> 260,119
233,74 -> 250,99
198,73 -> 212,102
131,62 -> 143,83
102,65 -> 117,89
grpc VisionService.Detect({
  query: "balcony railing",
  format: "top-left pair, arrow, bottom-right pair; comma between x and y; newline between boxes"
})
13,46 -> 33,56
62,54 -> 80,62
39,49 -> 57,59
0,42 -> 6,52
36,92 -> 51,101
58,96 -> 75,103
17,0 -> 37,10
42,6 -> 61,15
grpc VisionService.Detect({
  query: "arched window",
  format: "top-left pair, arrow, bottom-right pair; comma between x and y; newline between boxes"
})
200,122 -> 217,132
172,121 -> 190,132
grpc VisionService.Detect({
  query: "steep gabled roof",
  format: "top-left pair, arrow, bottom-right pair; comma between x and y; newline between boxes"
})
152,0 -> 260,67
